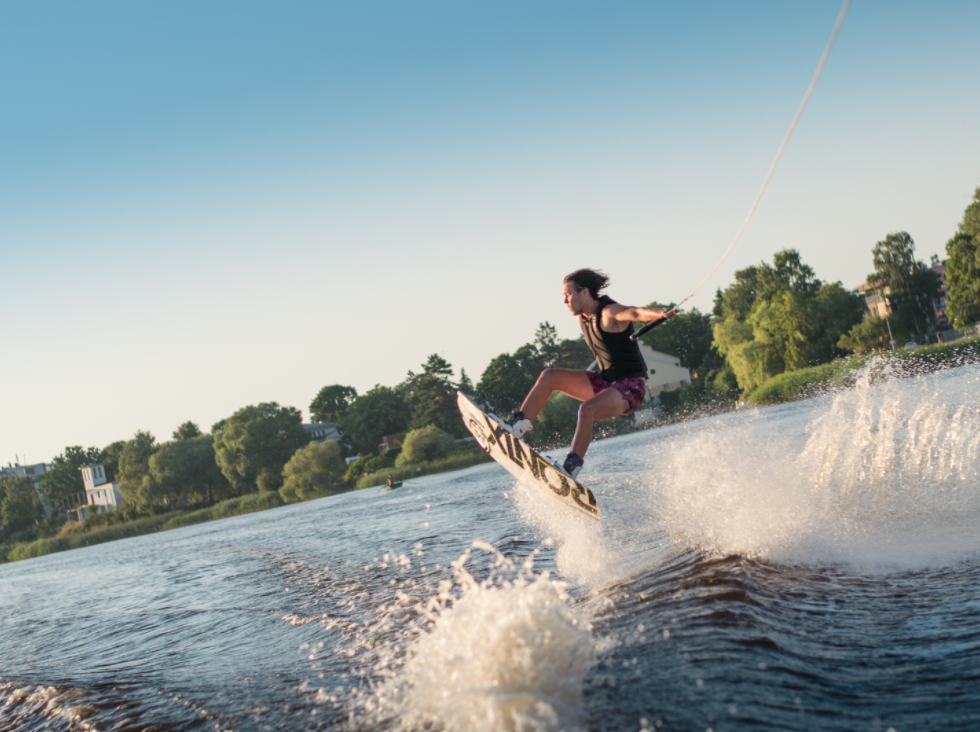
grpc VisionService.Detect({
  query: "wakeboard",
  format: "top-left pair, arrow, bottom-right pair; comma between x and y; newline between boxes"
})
456,391 -> 600,521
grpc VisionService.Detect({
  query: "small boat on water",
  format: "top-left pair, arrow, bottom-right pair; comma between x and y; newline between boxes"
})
383,481 -> 403,491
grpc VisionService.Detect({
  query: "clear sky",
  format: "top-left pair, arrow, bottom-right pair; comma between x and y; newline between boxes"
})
2,1 -> 978,465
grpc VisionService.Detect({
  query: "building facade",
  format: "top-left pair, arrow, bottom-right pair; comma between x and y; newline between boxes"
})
637,344 -> 692,401
0,462 -> 49,480
80,463 -> 123,514
856,279 -> 892,319
303,423 -> 342,443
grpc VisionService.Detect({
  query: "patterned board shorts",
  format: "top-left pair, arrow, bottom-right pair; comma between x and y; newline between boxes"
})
586,371 -> 647,415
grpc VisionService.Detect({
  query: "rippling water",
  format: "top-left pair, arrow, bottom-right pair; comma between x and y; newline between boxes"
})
3,361 -> 980,731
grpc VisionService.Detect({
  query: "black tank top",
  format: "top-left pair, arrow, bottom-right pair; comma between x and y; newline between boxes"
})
579,295 -> 648,381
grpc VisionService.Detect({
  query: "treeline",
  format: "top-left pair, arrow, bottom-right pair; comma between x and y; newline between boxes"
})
642,186 -> 980,416
6,187 -> 979,542
0,326 -> 591,544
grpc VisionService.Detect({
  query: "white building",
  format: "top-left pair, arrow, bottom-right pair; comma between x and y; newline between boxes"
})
0,461 -> 49,480
81,463 -> 123,514
637,344 -> 692,400
303,422 -> 342,442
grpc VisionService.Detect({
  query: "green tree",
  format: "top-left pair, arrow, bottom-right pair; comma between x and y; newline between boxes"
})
117,431 -> 157,490
343,447 -> 400,481
139,435 -> 229,509
456,368 -> 474,394
534,322 -> 562,367
713,250 -> 819,321
403,354 -> 466,437
945,187 -> 980,329
476,353 -> 533,414
870,232 -> 941,335
527,393 -> 580,450
555,337 -> 594,370
422,353 -> 453,379
309,385 -> 358,423
38,445 -> 103,508
838,316 -> 904,353
475,323 -> 594,414
280,440 -> 347,503
810,282 -> 868,359
173,421 -> 202,440
396,425 -> 455,466
100,440 -> 126,483
712,250 -> 864,393
339,386 -> 412,455
213,403 -> 310,494
1,476 -> 44,534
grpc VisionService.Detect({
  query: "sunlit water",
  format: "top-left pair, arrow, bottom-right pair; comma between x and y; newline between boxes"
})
3,360 -> 980,731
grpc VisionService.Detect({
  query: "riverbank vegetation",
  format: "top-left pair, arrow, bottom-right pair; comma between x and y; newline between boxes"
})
4,186 -> 979,562
746,335 -> 980,406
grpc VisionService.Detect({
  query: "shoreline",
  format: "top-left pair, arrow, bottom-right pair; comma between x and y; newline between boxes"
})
5,339 -> 977,565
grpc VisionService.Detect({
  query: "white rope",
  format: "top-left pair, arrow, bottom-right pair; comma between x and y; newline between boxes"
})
673,0 -> 851,312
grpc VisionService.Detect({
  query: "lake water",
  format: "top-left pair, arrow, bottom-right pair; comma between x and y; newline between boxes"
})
3,360 -> 980,731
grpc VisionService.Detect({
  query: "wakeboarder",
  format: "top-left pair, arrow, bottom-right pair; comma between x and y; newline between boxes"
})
499,268 -> 675,478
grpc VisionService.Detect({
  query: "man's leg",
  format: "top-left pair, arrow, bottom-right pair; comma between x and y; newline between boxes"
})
519,369 -> 595,420
570,387 -> 628,458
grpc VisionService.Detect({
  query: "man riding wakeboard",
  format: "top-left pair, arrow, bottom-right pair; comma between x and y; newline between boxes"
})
497,268 -> 675,478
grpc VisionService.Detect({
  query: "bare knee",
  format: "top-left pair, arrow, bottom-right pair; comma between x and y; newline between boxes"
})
578,400 -> 598,420
536,368 -> 562,386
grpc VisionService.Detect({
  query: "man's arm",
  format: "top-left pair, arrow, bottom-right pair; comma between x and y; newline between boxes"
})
602,303 -> 676,332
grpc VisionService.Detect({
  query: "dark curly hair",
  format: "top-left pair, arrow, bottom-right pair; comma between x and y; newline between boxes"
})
563,268 -> 610,299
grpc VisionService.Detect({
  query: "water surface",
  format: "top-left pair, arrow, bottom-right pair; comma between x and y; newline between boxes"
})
3,362 -> 980,731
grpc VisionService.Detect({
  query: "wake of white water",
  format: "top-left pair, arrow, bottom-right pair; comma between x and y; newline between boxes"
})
651,360 -> 980,569
355,543 -> 596,732
350,361 -> 980,732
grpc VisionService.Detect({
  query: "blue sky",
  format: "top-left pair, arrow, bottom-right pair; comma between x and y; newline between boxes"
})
2,1 -> 979,464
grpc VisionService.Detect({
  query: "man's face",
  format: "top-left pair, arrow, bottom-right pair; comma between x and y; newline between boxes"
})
562,281 -> 590,316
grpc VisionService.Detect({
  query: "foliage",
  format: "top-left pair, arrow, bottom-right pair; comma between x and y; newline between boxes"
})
173,421 -> 202,440
339,386 -> 412,455
747,335 -> 980,405
213,403 -> 310,494
711,365 -> 739,393
658,378 -> 735,417
117,431 -> 158,490
476,322 -> 592,414
139,435 -> 230,510
403,355 -> 466,437
162,491 -> 285,530
344,447 -> 401,481
838,316 -> 905,354
711,249 -> 865,394
869,232 -> 941,335
457,368 -> 474,394
3,491 -> 294,563
356,445 -> 492,489
476,350 -> 537,415
1,476 -> 44,534
280,440 -> 347,503
396,425 -> 456,466
525,393 -> 581,450
100,440 -> 126,483
309,384 -> 358,424
945,187 -> 980,329
6,513 -> 177,562
37,446 -> 103,508
713,249 -> 821,321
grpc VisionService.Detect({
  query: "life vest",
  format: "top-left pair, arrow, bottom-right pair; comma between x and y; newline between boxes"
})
579,295 -> 648,381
